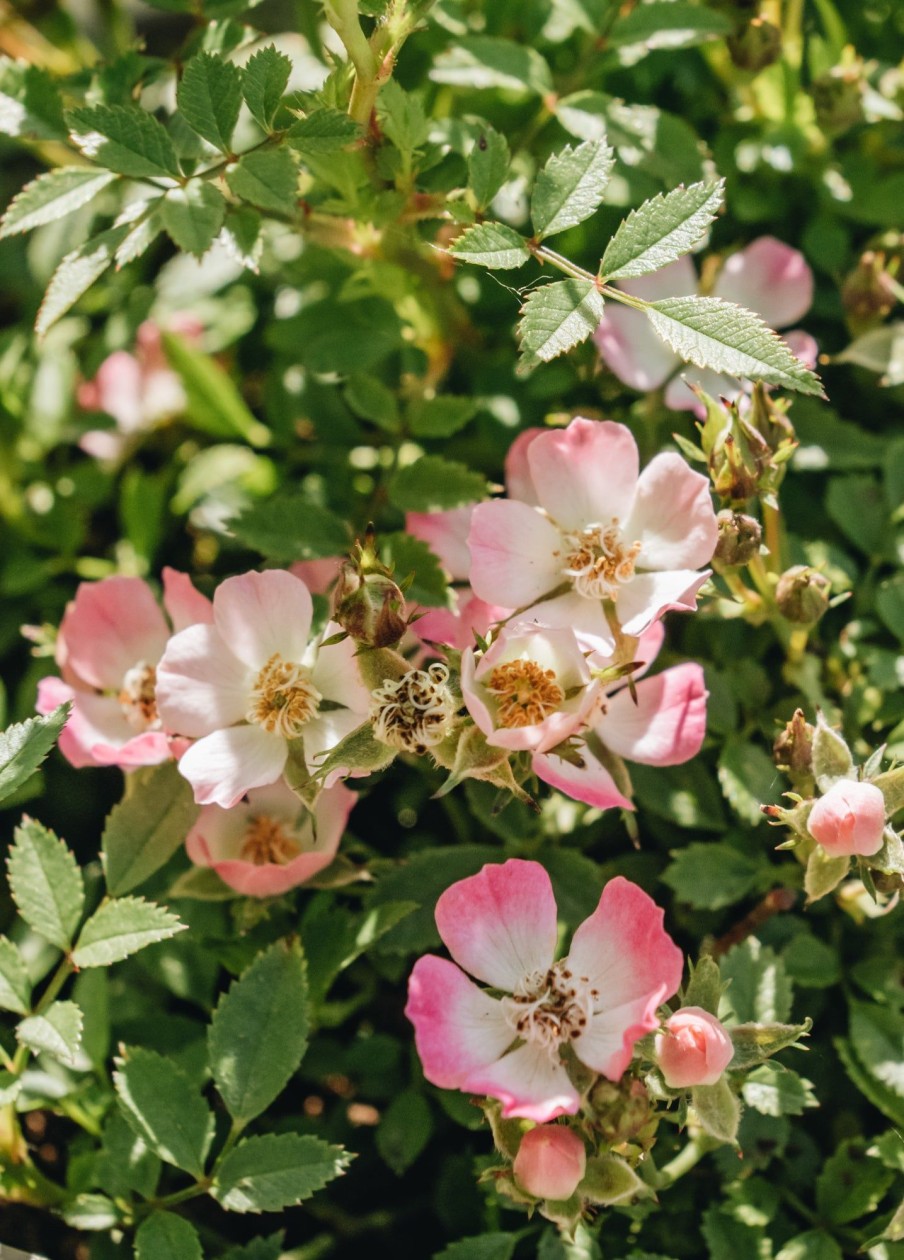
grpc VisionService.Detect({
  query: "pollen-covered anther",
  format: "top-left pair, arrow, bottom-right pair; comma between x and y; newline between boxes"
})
246,653 -> 322,738
371,663 -> 455,755
240,815 -> 302,866
563,520 -> 642,601
118,661 -> 161,732
485,659 -> 565,728
501,962 -> 596,1060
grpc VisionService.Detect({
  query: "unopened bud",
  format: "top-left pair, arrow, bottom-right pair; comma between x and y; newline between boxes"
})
775,566 -> 831,625
655,1007 -> 734,1088
714,510 -> 762,567
332,560 -> 408,648
811,67 -> 865,134
513,1126 -> 586,1201
773,708 -> 814,780
727,18 -> 782,72
589,1077 -> 653,1147
808,780 -> 886,858
841,251 -> 897,330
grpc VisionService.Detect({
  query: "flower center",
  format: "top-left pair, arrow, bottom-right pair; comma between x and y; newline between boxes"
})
247,653 -> 322,738
485,659 -> 565,729
501,963 -> 599,1060
118,661 -> 160,732
562,521 -> 642,601
239,815 -> 302,866
371,663 -> 455,755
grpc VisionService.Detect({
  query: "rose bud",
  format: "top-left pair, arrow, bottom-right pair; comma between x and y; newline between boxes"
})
714,509 -> 762,567
655,1007 -> 734,1088
808,780 -> 886,858
513,1125 -> 587,1201
775,565 -> 831,625
727,18 -> 782,73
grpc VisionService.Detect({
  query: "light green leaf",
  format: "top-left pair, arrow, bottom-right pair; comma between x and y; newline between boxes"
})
376,1090 -> 433,1175
0,704 -> 70,805
811,712 -> 854,790
114,203 -> 164,268
430,36 -> 552,95
103,762 -> 199,896
816,1139 -> 895,1225
645,295 -> 825,395
601,179 -> 724,280
378,80 -> 429,155
389,455 -> 488,512
7,817 -> 84,950
775,1232 -> 843,1260
36,224 -> 130,338
226,146 -> 299,215
208,939 -> 310,1125
287,109 -> 361,154
162,330 -> 269,445
691,1078 -> 740,1143
177,52 -> 242,152
62,1194 -> 120,1231
114,1046 -> 214,1176
67,104 -> 181,179
161,181 -> 227,255
0,937 -> 30,1015
408,396 -> 478,438
229,493 -> 350,562
213,1133 -> 351,1213
835,321 -> 904,387
804,846 -> 849,903
220,205 -> 264,272
135,1211 -> 203,1260
517,278 -> 606,372
242,45 -> 292,132
448,221 -> 531,270
555,90 -> 705,187
531,139 -> 615,240
469,128 -> 510,210
72,896 -> 185,968
741,1063 -> 817,1117
16,1000 -> 83,1066
0,167 -> 118,240
581,1153 -> 645,1205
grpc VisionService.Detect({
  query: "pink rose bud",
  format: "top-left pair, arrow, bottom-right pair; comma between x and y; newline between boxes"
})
513,1125 -> 587,1201
807,780 -> 886,858
655,1007 -> 734,1088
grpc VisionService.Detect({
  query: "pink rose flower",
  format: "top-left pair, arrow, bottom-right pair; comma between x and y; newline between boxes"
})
513,1125 -> 587,1200
594,237 -> 817,414
807,780 -> 886,858
655,1006 -> 734,1088
185,779 -> 355,897
156,569 -> 371,808
405,860 -> 683,1121
468,417 -> 717,651
35,569 -> 212,770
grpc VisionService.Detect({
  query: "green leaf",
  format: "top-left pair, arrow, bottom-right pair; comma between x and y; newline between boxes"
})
36,224 -> 130,338
103,762 -> 199,896
609,2 -> 732,62
469,128 -> 510,210
815,1139 -> 895,1225
517,278 -> 606,372
775,1232 -> 843,1260
632,761 -> 727,831
835,321 -> 904,387
242,46 -> 292,131
683,956 -> 723,1016
370,845 -> 500,956
67,104 -> 181,179
804,846 -> 849,903
531,139 -> 615,240
435,1237 -> 517,1260
448,222 -> 531,270
430,36 -> 553,95
662,841 -> 769,910
0,59 -> 66,140
114,1046 -> 214,1176
741,1063 -> 817,1117
229,493 -> 350,562
161,181 -> 227,255
135,1211 -> 203,1260
303,898 -> 417,1005
0,704 -> 70,805
221,1234 -> 286,1260
644,295 -> 825,396
95,1111 -> 161,1199
729,1019 -> 812,1069
720,939 -> 792,1023
379,532 -> 449,608
408,396 -> 478,438
835,1036 -> 904,1129
226,146 -> 299,215
0,167 -> 118,240
221,205 -> 263,272
62,1194 -> 120,1231
601,180 -> 724,281
344,374 -> 400,431
389,456 -> 488,512
287,108 -> 361,154
581,1153 -> 645,1205
717,738 -> 781,826
212,1133 -> 351,1213
556,91 -> 705,187
162,330 -> 268,445
208,939 -> 310,1125
72,897 -> 185,968
691,1078 -> 740,1143
177,52 -> 242,152
115,203 -> 164,268
378,80 -> 429,155
0,937 -> 30,1015
7,817 -> 84,950
376,1090 -> 433,1175
16,1000 -> 83,1066
849,1002 -> 904,1100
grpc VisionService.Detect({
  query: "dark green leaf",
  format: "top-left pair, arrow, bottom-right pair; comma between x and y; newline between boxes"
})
741,1063 -> 817,1117
67,104 -> 181,179
662,841 -> 769,910
775,1233 -> 843,1260
95,1111 -> 161,1199
229,494 -> 350,562
408,396 -> 478,438
161,181 -> 227,255
0,704 -> 70,805
389,456 -> 488,512
177,52 -> 242,152
135,1211 -> 203,1260
379,532 -> 451,608
115,1046 -> 214,1175
344,374 -> 400,431
212,1133 -> 351,1212
720,939 -> 792,1023
0,59 -> 66,140
376,1090 -> 433,1175
243,46 -> 292,131
434,1235 -> 518,1260
226,146 -> 299,215
469,128 -> 510,210
717,738 -> 781,825
287,108 -> 361,154
815,1139 -> 894,1224
7,817 -> 84,950
103,761 -> 199,896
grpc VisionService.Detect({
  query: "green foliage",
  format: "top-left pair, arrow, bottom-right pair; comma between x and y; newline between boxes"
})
230,494 -> 350,561
448,222 -> 531,270
390,456 -> 488,512
67,104 -> 182,179
517,279 -> 606,371
0,705 -> 69,805
161,182 -> 227,256
135,1211 -> 203,1259
176,52 -> 243,153
226,147 -> 299,216
600,180 -> 724,280
103,762 -> 199,896
0,168 -> 118,240
242,47 -> 292,133
212,1133 -> 351,1212
16,1001 -> 83,1065
7,817 -> 84,950
72,897 -> 185,968
114,1047 -> 214,1176
531,140 -> 615,241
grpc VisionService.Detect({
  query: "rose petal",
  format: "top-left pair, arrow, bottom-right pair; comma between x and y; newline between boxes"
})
526,418 -> 639,530
405,956 -> 514,1089
178,725 -> 288,808
62,577 -> 170,691
532,747 -> 633,812
622,452 -> 717,572
161,568 -> 213,632
463,1042 -> 581,1122
468,501 -> 564,608
600,664 -> 707,766
213,570 -> 313,671
156,624 -> 253,738
614,569 -> 711,638
406,507 -> 476,582
714,237 -> 813,328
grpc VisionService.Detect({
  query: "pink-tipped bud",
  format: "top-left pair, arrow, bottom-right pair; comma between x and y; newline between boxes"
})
655,1007 -> 734,1088
808,780 -> 886,858
513,1125 -> 587,1201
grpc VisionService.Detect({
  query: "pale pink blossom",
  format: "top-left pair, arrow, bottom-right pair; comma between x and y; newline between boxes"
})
185,779 -> 355,897
289,557 -> 342,596
807,780 -> 886,858
513,1125 -> 587,1200
594,238 -> 816,414
156,569 -> 371,808
406,860 -> 683,1121
407,507 -> 477,583
35,569 -> 211,770
655,1006 -> 734,1088
468,417 -> 717,651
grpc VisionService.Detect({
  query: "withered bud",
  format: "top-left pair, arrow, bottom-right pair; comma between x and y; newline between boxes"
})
841,251 -> 897,329
773,708 -> 814,779
714,510 -> 762,567
811,67 -> 865,135
332,550 -> 408,648
589,1077 -> 653,1147
775,566 -> 831,625
727,18 -> 782,72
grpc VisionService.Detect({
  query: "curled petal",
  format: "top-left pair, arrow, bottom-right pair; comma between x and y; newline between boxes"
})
532,747 -> 633,812
614,569 -> 711,638
161,568 -> 213,632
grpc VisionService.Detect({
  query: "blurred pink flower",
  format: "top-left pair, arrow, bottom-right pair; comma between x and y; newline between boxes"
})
808,780 -> 886,858
405,859 -> 682,1121
594,237 -> 816,413
36,569 -> 211,770
655,1006 -> 734,1088
289,557 -> 342,596
156,569 -> 371,808
186,778 -> 355,897
513,1125 -> 587,1200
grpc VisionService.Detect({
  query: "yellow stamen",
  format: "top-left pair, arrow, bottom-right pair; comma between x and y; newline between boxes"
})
240,815 -> 302,865
246,653 -> 321,738
485,659 -> 564,728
